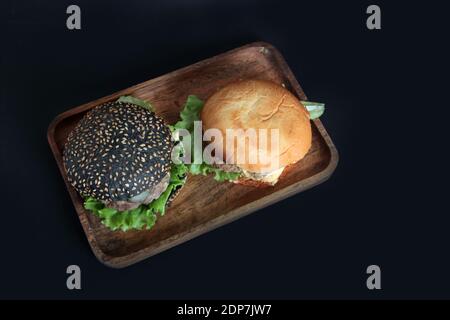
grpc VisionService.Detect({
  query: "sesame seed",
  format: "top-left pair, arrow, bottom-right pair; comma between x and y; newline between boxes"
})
62,101 -> 174,201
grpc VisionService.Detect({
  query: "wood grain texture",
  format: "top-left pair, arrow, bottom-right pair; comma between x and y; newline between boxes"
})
47,42 -> 338,268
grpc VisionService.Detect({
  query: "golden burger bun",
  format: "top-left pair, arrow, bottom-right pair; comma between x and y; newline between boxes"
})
201,79 -> 312,174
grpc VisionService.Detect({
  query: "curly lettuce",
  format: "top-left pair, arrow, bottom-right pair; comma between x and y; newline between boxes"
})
169,95 -> 204,132
117,95 -> 153,111
301,101 -> 325,119
84,197 -> 157,231
189,163 -> 241,181
171,95 -> 241,182
84,164 -> 187,232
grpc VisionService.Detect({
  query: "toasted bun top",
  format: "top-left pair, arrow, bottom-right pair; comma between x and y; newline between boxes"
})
63,101 -> 173,202
201,80 -> 312,173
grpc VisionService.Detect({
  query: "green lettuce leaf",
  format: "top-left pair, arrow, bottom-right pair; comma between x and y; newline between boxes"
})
171,95 -> 241,182
83,162 -> 187,232
188,163 -> 240,182
117,95 -> 154,112
147,163 -> 187,216
171,95 -> 204,131
84,197 -> 158,232
301,101 -> 325,119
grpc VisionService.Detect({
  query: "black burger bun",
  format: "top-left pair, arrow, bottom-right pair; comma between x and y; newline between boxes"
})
63,101 -> 173,202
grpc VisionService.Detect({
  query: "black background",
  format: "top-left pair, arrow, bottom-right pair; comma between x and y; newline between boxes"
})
1,0 -> 449,299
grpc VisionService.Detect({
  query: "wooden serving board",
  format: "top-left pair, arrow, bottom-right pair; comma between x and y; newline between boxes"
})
47,42 -> 338,268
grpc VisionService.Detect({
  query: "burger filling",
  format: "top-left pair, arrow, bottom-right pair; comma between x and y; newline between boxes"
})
241,167 -> 285,185
214,163 -> 285,185
103,173 -> 170,211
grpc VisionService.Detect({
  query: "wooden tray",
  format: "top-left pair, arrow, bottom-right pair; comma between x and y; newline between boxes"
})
47,42 -> 338,268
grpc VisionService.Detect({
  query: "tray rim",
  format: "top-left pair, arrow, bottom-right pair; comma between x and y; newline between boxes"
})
47,41 -> 339,268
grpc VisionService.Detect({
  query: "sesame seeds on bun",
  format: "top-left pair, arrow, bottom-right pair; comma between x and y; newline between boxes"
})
63,101 -> 173,202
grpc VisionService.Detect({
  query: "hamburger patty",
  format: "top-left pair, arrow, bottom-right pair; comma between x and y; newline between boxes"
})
103,173 -> 170,211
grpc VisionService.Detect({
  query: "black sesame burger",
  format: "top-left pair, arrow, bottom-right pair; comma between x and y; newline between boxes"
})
63,96 -> 187,232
